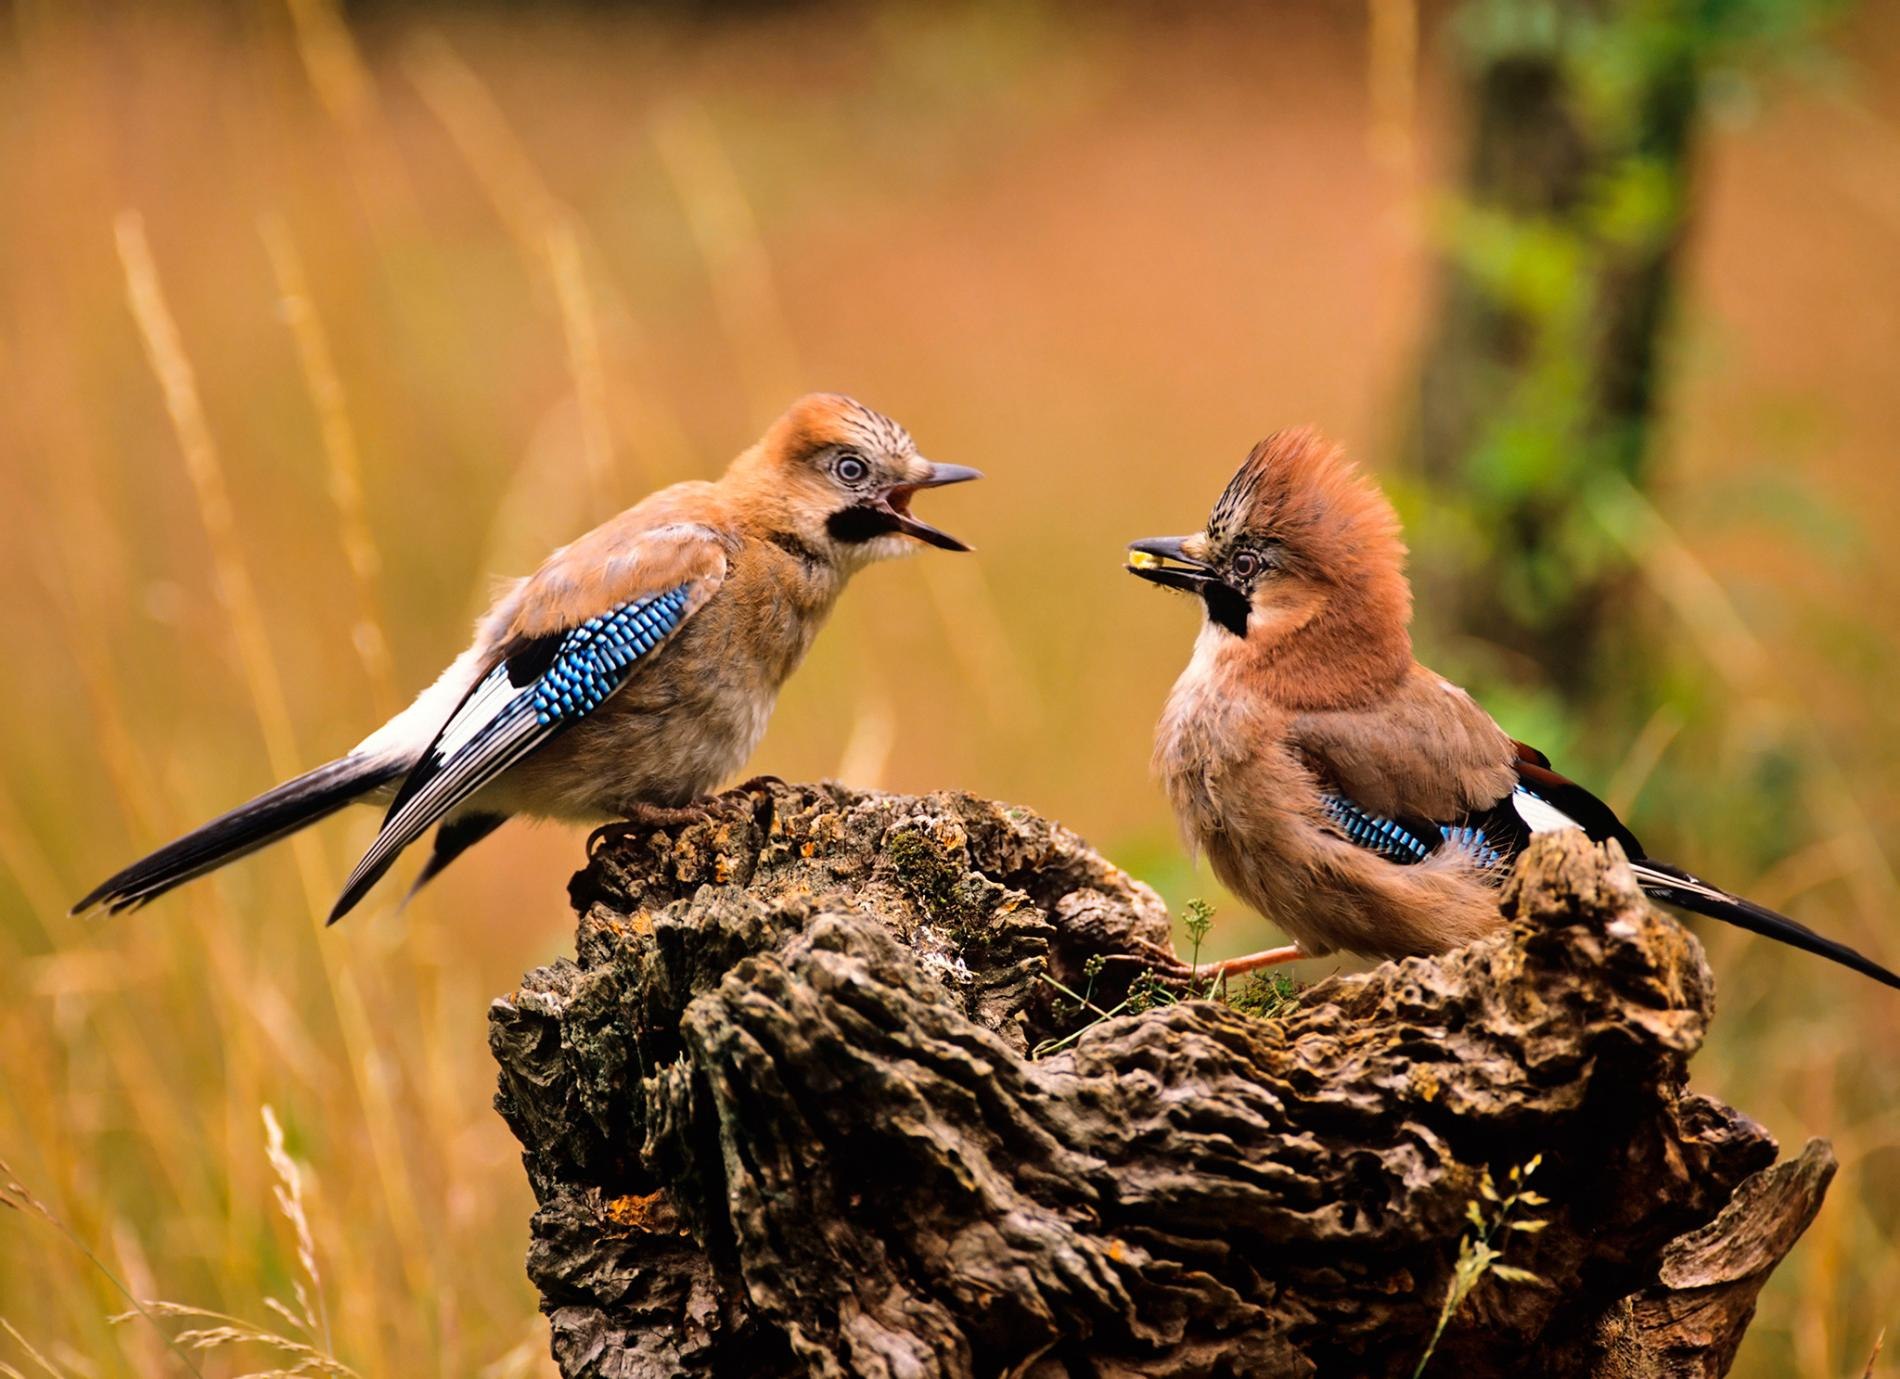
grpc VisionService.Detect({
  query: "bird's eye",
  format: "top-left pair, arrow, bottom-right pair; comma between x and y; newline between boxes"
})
1231,551 -> 1262,580
834,453 -> 870,485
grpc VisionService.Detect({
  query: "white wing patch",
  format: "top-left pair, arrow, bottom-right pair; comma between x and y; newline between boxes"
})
432,665 -> 521,760
1512,787 -> 1581,834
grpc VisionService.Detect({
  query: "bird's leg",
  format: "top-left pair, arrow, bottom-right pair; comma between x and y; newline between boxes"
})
1126,935 -> 1307,981
1194,945 -> 1306,979
586,800 -> 718,853
590,779 -> 789,854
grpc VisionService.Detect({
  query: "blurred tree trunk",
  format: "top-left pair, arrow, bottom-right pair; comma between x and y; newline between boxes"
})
1410,0 -> 1713,695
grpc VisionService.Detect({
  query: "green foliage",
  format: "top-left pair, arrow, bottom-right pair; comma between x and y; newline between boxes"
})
1031,901 -> 1304,1059
1420,0 -> 1853,716
1226,970 -> 1303,1021
1183,896 -> 1216,976
1412,1156 -> 1552,1378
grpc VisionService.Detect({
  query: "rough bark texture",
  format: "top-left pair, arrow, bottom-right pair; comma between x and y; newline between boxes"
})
490,782 -> 1832,1379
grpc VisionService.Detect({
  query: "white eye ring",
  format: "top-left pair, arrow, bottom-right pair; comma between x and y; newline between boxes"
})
1231,551 -> 1261,579
835,454 -> 870,485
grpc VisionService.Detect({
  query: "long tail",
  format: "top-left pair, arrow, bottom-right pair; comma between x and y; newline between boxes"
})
72,754 -> 405,916
1632,858 -> 1900,990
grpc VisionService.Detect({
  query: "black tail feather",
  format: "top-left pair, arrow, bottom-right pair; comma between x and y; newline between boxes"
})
1632,859 -> 1900,991
393,811 -> 508,915
72,754 -> 403,916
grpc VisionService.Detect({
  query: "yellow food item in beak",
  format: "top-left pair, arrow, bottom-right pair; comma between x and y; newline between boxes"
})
1128,549 -> 1162,570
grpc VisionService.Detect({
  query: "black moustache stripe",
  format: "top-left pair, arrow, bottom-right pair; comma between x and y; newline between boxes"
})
827,505 -> 899,545
1203,583 -> 1250,638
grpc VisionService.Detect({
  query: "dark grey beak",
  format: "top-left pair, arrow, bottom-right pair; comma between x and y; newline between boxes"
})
884,462 -> 983,551
1125,535 -> 1216,593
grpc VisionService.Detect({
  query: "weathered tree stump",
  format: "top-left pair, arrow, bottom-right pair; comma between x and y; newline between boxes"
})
489,782 -> 1831,1379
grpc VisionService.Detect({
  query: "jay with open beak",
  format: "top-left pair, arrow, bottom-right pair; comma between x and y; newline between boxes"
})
1128,425 -> 1899,989
75,393 -> 979,923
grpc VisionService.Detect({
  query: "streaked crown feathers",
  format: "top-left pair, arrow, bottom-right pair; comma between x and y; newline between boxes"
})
757,392 -> 914,468
1208,425 -> 1407,587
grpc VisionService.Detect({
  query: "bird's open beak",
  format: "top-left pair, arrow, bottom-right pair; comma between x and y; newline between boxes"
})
1126,535 -> 1216,593
881,461 -> 983,551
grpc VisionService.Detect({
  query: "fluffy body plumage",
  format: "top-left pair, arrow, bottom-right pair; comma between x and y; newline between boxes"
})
75,393 -> 978,922
1130,427 -> 1900,988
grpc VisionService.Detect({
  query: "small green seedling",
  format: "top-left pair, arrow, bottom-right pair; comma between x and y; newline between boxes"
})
1412,1156 -> 1550,1378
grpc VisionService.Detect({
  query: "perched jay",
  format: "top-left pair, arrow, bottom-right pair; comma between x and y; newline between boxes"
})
1127,426 -> 1900,988
75,393 -> 978,923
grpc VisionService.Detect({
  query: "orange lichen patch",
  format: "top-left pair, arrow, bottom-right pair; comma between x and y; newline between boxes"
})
805,811 -> 848,850
714,854 -> 734,883
1108,1239 -> 1126,1263
604,1190 -> 681,1234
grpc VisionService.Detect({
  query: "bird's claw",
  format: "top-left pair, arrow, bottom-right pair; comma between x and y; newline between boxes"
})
587,801 -> 719,854
1131,936 -> 1193,971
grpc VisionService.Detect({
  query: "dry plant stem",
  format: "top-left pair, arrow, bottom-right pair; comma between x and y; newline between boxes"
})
492,781 -> 1832,1379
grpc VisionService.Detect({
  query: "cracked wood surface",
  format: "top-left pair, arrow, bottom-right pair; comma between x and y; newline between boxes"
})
489,781 -> 1831,1379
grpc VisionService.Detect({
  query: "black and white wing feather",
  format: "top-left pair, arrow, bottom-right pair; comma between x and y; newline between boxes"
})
328,585 -> 696,922
1318,740 -> 1900,989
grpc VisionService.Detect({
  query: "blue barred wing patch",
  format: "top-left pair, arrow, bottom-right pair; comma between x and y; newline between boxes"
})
1320,794 -> 1433,863
1321,794 -> 1511,872
531,586 -> 694,725
1439,824 -> 1505,871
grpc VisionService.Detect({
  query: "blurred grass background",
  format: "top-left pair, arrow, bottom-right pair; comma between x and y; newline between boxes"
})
1,0 -> 1897,1373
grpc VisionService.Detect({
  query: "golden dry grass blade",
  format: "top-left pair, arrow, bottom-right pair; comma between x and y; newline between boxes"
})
834,686 -> 897,790
0,1318 -> 69,1379
114,209 -> 440,1329
0,1158 -> 207,1379
40,566 -> 160,840
1600,703 -> 1683,819
405,33 -> 560,254
1593,475 -> 1900,916
646,102 -> 1034,725
545,217 -> 616,515
113,1301 -> 359,1377
917,556 -> 1042,730
1366,0 -> 1417,171
113,211 -> 304,783
280,0 -> 424,232
114,211 -> 337,919
259,213 -> 399,715
0,779 -> 74,943
283,0 -> 376,132
260,1105 -> 327,1344
650,100 -> 800,430
1741,835 -> 1861,915
405,32 -> 689,513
